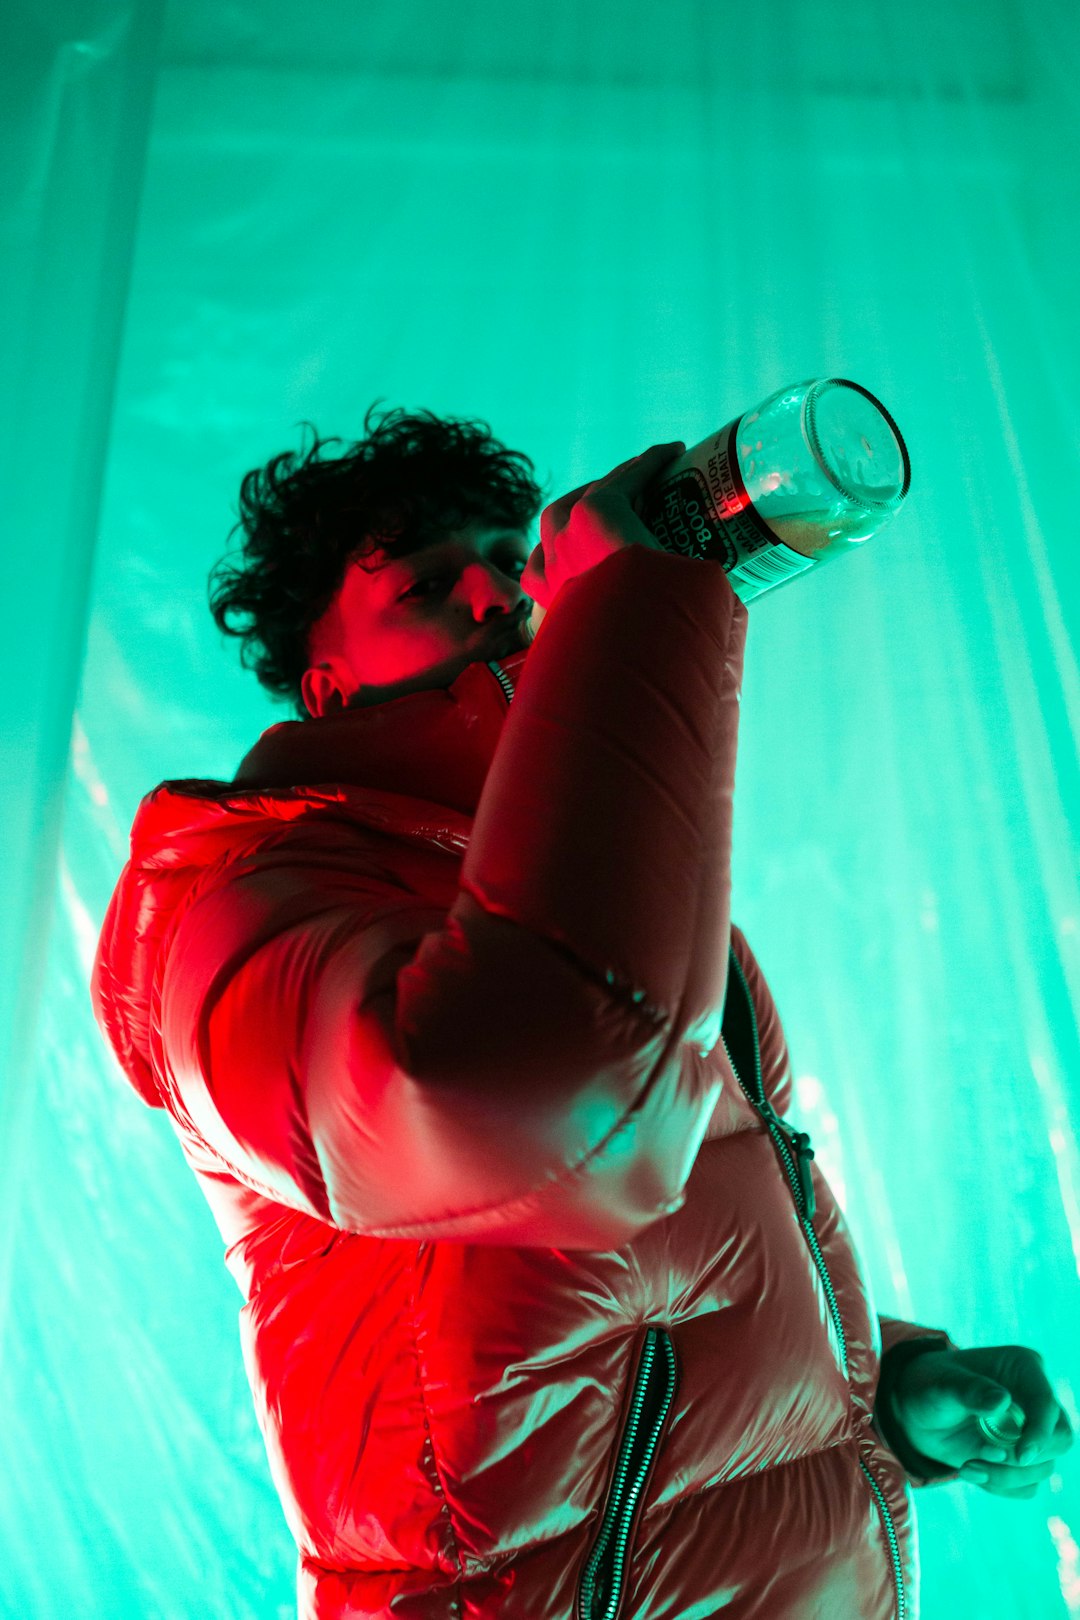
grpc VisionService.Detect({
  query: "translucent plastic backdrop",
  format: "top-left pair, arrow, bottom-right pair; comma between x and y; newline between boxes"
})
3,0 -> 1079,1614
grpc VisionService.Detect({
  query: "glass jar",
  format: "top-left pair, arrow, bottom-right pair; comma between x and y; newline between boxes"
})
636,377 -> 911,605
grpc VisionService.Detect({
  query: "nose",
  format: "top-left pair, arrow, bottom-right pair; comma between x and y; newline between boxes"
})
464,559 -> 528,618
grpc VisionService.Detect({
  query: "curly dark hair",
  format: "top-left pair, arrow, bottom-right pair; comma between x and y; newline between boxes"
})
208,401 -> 547,717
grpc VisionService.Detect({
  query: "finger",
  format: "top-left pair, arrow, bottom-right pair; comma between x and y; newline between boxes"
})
1017,1400 -> 1071,1464
987,1479 -> 1044,1500
959,1465 -> 1042,1495
541,443 -> 685,541
544,452 -> 665,529
589,442 -> 686,503
964,1473 -> 1044,1498
601,443 -> 685,483
963,1454 -> 1058,1493
520,542 -> 545,583
540,479 -> 602,541
520,545 -> 548,609
1019,1409 -> 1075,1465
553,477 -> 601,511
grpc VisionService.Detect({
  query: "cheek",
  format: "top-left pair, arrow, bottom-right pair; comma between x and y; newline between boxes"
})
358,610 -> 457,682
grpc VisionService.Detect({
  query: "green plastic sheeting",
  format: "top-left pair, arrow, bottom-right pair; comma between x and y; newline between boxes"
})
2,1 -> 1078,1615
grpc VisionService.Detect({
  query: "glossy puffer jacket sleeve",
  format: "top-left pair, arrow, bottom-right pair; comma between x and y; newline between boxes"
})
158,545 -> 748,1247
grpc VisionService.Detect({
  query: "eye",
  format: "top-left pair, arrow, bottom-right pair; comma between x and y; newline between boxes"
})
399,555 -> 526,601
400,573 -> 449,601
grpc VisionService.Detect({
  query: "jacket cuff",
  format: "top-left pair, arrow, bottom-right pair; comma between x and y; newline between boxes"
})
873,1332 -> 962,1488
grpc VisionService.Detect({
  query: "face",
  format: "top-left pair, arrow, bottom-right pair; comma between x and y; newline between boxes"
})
301,521 -> 534,717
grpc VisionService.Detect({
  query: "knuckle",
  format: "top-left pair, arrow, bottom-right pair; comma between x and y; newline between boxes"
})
567,508 -> 617,550
576,487 -> 610,514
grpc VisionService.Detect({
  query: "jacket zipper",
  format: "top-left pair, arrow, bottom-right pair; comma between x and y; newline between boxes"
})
487,660 -> 516,704
720,947 -> 907,1620
578,1327 -> 678,1620
496,657 -> 903,1617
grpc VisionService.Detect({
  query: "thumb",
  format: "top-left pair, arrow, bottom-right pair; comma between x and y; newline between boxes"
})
969,1380 -> 1012,1416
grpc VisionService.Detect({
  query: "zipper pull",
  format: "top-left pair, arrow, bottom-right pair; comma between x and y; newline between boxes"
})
791,1130 -> 816,1219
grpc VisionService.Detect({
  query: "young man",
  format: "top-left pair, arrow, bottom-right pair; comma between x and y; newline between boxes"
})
89,404 -> 984,1619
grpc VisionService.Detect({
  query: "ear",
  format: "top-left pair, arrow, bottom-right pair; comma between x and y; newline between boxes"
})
300,660 -> 349,718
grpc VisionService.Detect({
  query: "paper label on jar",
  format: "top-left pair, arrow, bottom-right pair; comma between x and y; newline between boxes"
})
640,418 -> 818,602
725,541 -> 816,603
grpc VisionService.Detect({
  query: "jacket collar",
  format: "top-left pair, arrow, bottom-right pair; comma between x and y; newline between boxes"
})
231,647 -> 531,818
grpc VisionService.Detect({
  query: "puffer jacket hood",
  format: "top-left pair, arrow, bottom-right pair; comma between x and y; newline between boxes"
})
92,545 -> 960,1619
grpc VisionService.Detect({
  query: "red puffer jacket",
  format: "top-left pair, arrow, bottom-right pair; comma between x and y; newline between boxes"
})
92,544 -> 960,1620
